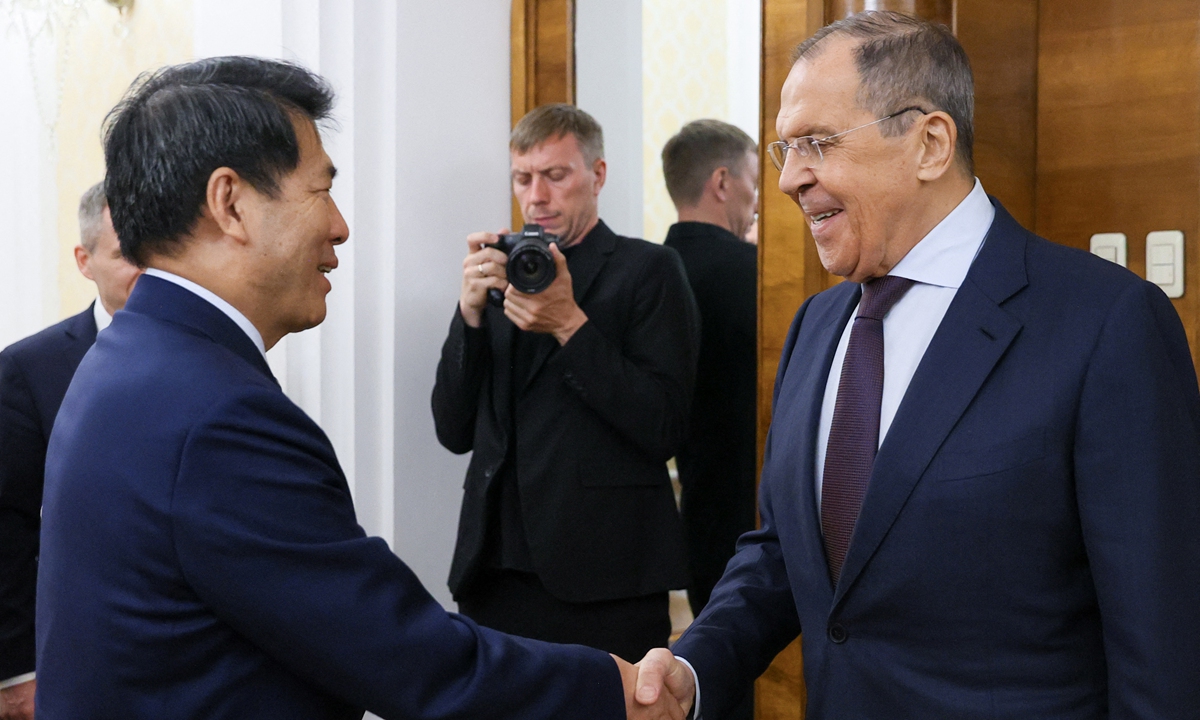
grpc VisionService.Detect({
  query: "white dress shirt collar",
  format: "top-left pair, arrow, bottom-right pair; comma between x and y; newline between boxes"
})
889,178 -> 994,288
142,268 -> 267,358
93,297 -> 113,333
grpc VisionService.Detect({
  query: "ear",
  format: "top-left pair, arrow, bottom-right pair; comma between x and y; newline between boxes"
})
74,245 -> 94,280
710,167 -> 732,203
915,111 -> 959,182
591,157 -> 607,195
205,167 -> 254,244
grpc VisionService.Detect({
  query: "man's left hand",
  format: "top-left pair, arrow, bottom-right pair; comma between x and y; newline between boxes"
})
503,242 -> 588,345
0,679 -> 35,720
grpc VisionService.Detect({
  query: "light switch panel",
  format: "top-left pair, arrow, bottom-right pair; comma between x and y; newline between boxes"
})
1089,233 -> 1127,267
1146,230 -> 1185,298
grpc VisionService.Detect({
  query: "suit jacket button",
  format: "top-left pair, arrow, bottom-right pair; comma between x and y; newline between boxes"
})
828,623 -> 847,644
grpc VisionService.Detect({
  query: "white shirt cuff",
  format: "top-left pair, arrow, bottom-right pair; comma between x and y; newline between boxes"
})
0,672 -> 35,690
675,655 -> 701,719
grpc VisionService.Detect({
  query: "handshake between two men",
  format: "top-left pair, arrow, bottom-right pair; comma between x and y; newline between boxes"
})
32,54 -> 716,720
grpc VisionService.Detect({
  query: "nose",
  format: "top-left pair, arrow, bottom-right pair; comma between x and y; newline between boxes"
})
329,197 -> 350,245
778,160 -> 817,200
527,174 -> 551,204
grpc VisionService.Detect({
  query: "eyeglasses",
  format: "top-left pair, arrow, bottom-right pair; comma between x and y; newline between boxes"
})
767,106 -> 927,171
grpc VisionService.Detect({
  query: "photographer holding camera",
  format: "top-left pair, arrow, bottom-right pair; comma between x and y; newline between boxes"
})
433,104 -> 699,661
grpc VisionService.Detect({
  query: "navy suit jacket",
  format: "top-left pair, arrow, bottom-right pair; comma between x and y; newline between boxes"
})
0,305 -> 96,681
674,201 -> 1200,719
36,276 -> 623,719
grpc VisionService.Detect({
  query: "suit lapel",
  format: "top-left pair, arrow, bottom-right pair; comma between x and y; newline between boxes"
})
522,221 -> 616,389
781,284 -> 861,596
63,303 -> 99,346
833,201 -> 1030,605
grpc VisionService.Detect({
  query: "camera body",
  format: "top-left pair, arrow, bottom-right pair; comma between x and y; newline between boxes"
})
485,224 -> 559,306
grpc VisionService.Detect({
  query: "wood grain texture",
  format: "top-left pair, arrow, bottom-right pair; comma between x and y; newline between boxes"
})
956,0 -> 1038,228
1036,0 -> 1200,367
509,0 -> 575,229
825,0 -> 954,27
756,0 -> 826,717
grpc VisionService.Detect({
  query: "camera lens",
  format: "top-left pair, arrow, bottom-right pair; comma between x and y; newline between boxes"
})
508,244 -> 555,293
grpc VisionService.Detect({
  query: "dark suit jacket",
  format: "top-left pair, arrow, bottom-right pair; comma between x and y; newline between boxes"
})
0,305 -> 96,681
663,222 -> 758,614
674,201 -> 1200,719
433,220 -> 699,603
36,276 -> 624,720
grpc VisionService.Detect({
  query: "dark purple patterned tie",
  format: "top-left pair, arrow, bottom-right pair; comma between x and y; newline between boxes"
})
821,275 -> 915,584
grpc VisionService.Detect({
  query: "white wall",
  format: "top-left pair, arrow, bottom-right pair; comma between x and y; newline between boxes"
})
391,1 -> 510,606
727,0 -> 762,141
576,0 -> 644,239
0,14 -> 58,348
193,0 -> 510,610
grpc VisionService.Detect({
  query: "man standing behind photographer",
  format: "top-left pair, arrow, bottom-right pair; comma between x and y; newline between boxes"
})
433,104 -> 699,661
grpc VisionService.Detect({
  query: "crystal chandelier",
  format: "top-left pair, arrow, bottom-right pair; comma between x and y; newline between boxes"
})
0,0 -> 133,139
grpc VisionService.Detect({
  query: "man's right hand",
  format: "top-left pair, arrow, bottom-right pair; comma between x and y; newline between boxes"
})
459,230 -> 511,328
613,654 -> 685,720
0,678 -> 35,720
634,649 -> 696,717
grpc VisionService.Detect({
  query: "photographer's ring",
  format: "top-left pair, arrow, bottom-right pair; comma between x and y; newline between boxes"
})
477,263 -> 486,277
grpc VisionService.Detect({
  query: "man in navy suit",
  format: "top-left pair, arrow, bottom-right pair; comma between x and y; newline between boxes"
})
0,183 -> 140,720
635,11 -> 1200,719
36,57 -> 684,720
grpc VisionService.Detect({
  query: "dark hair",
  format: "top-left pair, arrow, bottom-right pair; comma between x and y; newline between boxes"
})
77,181 -> 108,253
793,10 -> 975,173
511,103 -> 604,163
661,119 -> 757,207
103,56 -> 336,265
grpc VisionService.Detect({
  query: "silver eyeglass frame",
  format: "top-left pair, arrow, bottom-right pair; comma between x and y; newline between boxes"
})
767,106 -> 928,171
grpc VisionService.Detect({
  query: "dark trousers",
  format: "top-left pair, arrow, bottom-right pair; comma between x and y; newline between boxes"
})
456,569 -> 670,663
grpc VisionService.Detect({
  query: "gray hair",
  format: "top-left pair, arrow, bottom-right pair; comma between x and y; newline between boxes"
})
661,119 -> 757,207
511,103 -> 604,164
793,10 -> 975,173
78,181 -> 109,252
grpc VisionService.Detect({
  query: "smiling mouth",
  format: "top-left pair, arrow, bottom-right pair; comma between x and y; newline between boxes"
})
811,209 -> 842,224
318,265 -> 334,274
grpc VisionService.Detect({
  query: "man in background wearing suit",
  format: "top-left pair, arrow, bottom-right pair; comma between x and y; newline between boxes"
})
661,119 -> 758,619
37,57 -> 684,720
0,183 -> 140,720
433,104 -> 699,663
660,118 -> 758,720
636,11 -> 1200,719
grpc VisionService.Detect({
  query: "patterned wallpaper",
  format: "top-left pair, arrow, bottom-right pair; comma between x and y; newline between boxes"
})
54,0 -> 192,317
642,0 -> 760,245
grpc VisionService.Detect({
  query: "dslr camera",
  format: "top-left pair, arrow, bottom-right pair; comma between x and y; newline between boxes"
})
485,224 -> 559,306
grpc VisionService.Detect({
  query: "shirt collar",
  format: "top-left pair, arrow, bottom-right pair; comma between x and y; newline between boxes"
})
93,297 -> 112,332
142,268 -> 267,358
889,178 -> 994,289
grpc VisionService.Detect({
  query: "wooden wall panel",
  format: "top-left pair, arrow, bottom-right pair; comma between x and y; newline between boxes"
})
1036,0 -> 1200,367
510,0 -> 575,229
956,0 -> 1038,228
826,0 -> 953,27
756,1 -> 827,717
510,0 -> 575,125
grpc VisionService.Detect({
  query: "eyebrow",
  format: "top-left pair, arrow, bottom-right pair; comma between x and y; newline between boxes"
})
326,164 -> 338,180
512,164 -> 571,175
788,124 -> 837,140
